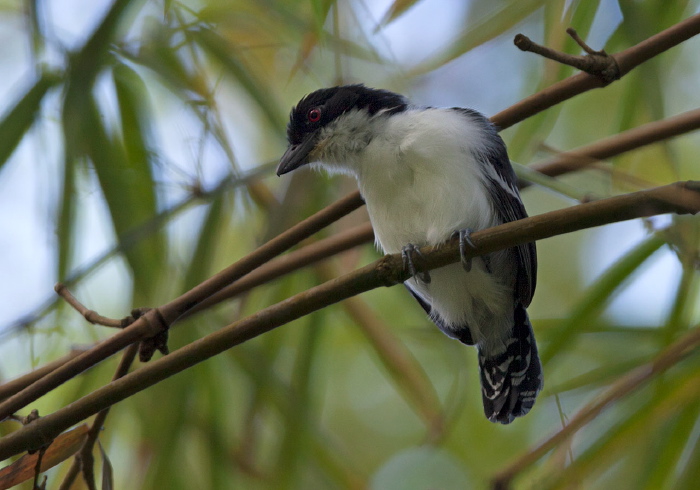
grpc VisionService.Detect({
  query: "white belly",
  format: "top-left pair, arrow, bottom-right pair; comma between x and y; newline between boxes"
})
351,110 -> 514,346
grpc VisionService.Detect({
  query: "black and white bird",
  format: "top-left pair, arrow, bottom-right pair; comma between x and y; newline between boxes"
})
276,84 -> 543,424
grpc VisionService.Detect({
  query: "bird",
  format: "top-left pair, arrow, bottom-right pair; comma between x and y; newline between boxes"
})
276,84 -> 542,424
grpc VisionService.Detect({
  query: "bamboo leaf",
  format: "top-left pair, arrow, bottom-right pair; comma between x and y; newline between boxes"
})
546,368 -> 700,488
377,0 -> 421,26
0,424 -> 88,488
99,440 -> 114,490
542,233 -> 667,365
0,71 -> 60,174
182,193 -> 226,291
639,399 -> 700,489
192,27 -> 283,130
112,64 -> 164,299
83,92 -> 161,300
408,0 -> 547,77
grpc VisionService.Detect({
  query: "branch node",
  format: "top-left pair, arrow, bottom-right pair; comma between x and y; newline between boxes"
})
122,308 -> 171,362
514,30 -> 621,84
377,255 -> 406,287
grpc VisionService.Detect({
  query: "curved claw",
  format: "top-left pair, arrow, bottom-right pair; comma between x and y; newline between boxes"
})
452,229 -> 476,272
401,243 -> 431,284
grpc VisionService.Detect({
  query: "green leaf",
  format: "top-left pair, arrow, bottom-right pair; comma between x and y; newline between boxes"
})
182,194 -> 226,291
545,367 -> 700,488
192,27 -> 283,130
0,71 -> 60,175
57,152 -> 78,282
83,91 -> 162,301
112,64 -> 164,300
378,0 -> 421,26
99,439 -> 115,490
542,233 -> 666,365
639,399 -> 700,489
407,0 -> 547,77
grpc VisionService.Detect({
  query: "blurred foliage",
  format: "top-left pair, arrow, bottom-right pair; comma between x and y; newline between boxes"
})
0,0 -> 699,489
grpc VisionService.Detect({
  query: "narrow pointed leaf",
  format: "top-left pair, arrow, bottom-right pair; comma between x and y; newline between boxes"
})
183,194 -> 225,290
408,0 -> 547,77
0,424 -> 88,488
0,71 -> 60,174
192,28 -> 282,130
98,440 -> 114,490
378,0 -> 421,26
84,94 -> 160,300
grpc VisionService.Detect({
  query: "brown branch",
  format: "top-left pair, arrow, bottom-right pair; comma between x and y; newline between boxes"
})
514,29 -> 620,84
530,107 -> 700,178
491,324 -> 700,490
0,351 -> 86,404
0,190 -> 365,422
183,222 -> 375,317
54,284 -> 123,328
493,14 -> 700,130
0,181 -> 698,461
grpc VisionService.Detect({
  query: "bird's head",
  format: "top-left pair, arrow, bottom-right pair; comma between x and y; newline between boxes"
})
276,84 -> 407,176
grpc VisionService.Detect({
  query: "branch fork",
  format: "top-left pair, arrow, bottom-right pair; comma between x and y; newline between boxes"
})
514,28 -> 621,84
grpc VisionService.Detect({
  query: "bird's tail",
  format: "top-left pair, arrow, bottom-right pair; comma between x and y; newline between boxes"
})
478,303 -> 543,424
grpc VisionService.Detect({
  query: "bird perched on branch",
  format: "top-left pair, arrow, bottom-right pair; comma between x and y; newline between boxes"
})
276,84 -> 542,424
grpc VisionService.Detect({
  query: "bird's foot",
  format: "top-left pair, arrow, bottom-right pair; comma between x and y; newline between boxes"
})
451,228 -> 476,272
401,243 -> 431,284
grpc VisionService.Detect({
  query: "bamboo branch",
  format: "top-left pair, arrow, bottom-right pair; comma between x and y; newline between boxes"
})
0,181 -> 698,461
0,350 -> 86,403
0,191 -> 364,422
493,14 -> 700,130
530,107 -> 700,178
182,221 -> 374,317
514,28 -> 621,83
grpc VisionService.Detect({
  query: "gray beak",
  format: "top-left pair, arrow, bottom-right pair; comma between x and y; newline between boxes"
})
276,133 -> 319,176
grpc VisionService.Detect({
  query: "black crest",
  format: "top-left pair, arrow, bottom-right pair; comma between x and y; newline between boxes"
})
286,84 -> 408,145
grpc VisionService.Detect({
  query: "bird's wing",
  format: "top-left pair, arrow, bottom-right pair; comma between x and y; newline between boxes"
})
451,108 -> 537,306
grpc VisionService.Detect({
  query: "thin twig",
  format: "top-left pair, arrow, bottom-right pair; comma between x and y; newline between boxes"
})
529,107 -> 700,179
54,284 -> 123,328
0,181 -> 698,460
32,447 -> 47,490
183,221 -> 375,317
491,324 -> 700,490
514,29 -> 620,83
0,350 -> 85,402
493,14 -> 700,130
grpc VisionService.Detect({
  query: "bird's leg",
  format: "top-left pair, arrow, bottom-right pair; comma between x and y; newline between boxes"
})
452,228 -> 476,272
401,243 -> 431,284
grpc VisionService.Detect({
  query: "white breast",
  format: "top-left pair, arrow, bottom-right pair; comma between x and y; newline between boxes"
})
356,109 -> 497,253
353,109 -> 512,345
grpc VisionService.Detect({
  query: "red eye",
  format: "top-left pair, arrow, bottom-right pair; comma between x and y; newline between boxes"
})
307,108 -> 321,123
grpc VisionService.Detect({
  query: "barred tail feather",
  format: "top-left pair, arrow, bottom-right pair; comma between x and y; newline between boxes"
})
478,303 -> 543,424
